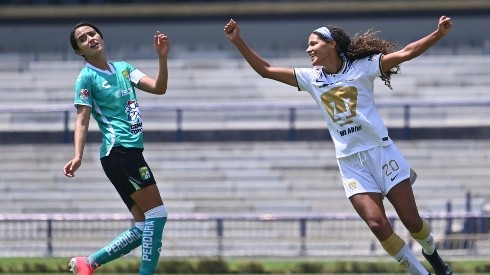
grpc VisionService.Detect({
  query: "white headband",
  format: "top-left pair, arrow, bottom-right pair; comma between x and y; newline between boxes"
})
313,27 -> 333,41
313,26 -> 348,61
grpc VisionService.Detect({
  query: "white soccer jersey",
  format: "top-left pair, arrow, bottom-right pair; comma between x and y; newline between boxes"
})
294,54 -> 392,158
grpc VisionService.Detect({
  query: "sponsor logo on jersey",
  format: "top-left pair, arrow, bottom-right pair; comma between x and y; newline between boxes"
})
139,166 -> 151,180
101,80 -> 111,89
317,78 -> 357,88
100,80 -> 132,98
338,125 -> 362,137
125,100 -> 143,134
79,89 -> 90,100
117,88 -> 133,97
319,82 -> 335,88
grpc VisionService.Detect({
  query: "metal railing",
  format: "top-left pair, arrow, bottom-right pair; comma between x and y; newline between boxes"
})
1,99 -> 490,143
0,211 -> 488,258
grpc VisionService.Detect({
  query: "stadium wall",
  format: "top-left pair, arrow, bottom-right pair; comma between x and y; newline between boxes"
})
0,1 -> 489,55
1,1 -> 489,143
2,125 -> 490,144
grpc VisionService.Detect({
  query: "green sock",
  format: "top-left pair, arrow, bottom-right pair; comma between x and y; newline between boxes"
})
139,217 -> 167,275
88,226 -> 143,268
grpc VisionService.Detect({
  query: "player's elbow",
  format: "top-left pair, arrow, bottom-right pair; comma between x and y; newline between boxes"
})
257,68 -> 275,80
155,88 -> 167,95
152,83 -> 168,95
257,72 -> 269,79
399,47 -> 421,62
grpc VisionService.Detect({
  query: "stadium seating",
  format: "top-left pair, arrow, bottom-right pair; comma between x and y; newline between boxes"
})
1,140 -> 489,215
1,54 -> 490,134
1,52 -> 489,258
1,54 -> 490,105
1,139 -> 489,257
1,1 -> 489,260
2,51 -> 490,252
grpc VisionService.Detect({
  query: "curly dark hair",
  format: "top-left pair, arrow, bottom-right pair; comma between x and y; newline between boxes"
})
323,25 -> 400,90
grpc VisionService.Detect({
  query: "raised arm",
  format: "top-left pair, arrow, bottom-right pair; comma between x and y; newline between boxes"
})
381,16 -> 452,72
224,19 -> 297,87
63,105 -> 91,177
138,31 -> 169,95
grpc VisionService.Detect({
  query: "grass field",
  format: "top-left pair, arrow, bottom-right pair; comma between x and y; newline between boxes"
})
0,257 -> 490,274
2,274 -> 488,275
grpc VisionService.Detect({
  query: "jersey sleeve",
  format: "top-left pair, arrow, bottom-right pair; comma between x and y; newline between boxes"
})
125,62 -> 147,86
73,71 -> 93,108
294,67 -> 320,92
352,54 -> 383,78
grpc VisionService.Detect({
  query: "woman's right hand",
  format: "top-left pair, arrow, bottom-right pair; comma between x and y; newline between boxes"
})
224,19 -> 240,42
437,15 -> 452,37
63,157 -> 82,178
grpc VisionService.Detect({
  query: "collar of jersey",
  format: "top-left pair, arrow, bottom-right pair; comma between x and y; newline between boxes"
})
315,60 -> 349,77
86,62 -> 116,75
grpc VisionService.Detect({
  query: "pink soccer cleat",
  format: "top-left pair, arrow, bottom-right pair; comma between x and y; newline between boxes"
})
69,257 -> 95,275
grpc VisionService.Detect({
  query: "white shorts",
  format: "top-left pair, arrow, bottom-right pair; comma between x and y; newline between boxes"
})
337,143 -> 411,198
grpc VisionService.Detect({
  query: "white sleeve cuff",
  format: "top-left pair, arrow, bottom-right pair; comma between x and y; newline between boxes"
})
130,69 -> 147,85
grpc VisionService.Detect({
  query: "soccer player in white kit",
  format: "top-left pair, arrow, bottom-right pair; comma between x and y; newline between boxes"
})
224,16 -> 452,275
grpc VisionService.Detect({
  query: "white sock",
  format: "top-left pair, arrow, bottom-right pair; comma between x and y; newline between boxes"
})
415,232 -> 436,255
144,204 -> 168,219
393,244 -> 429,275
135,221 -> 145,231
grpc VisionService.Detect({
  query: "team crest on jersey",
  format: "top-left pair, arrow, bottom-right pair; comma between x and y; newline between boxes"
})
122,70 -> 130,80
139,166 -> 151,180
79,89 -> 90,100
348,180 -> 357,190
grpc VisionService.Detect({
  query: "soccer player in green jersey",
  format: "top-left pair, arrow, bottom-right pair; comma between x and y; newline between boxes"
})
64,22 -> 169,275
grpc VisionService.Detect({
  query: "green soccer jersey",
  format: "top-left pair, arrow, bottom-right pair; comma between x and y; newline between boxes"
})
73,61 -> 147,158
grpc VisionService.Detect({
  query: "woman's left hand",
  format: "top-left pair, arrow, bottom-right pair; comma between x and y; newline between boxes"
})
154,31 -> 170,57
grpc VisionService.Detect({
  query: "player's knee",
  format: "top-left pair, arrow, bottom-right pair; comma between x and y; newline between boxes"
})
366,217 -> 391,236
403,217 -> 424,234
